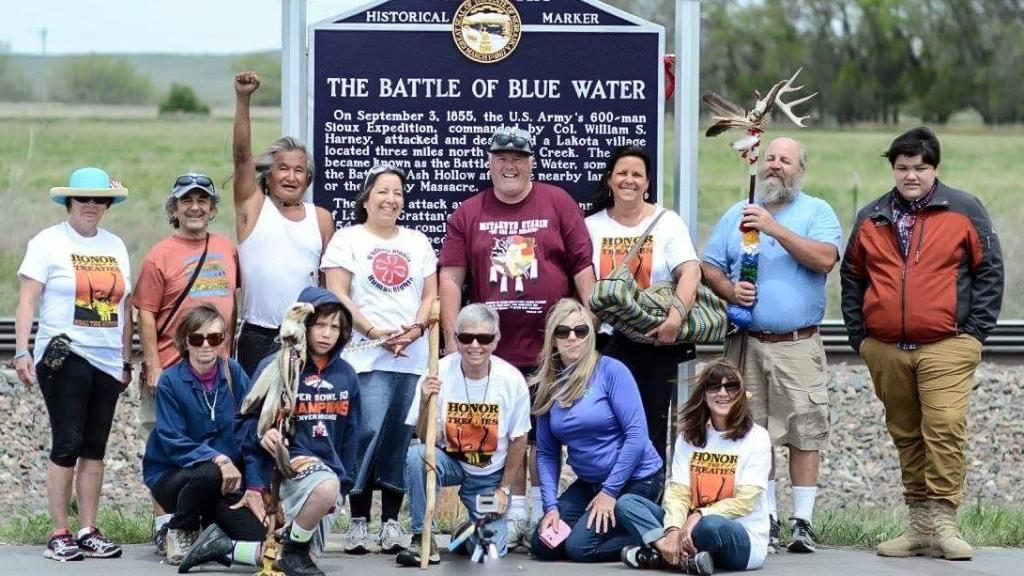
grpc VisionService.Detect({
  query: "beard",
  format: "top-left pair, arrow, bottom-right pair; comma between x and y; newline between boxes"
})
755,172 -> 801,206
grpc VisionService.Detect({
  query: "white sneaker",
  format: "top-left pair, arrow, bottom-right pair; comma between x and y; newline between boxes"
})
343,517 -> 370,554
165,528 -> 198,566
377,518 -> 407,553
506,517 -> 529,550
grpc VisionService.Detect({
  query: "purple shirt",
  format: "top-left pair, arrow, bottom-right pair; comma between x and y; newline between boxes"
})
535,356 -> 663,511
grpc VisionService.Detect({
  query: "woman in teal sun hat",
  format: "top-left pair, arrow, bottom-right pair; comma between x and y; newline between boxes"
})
14,167 -> 132,562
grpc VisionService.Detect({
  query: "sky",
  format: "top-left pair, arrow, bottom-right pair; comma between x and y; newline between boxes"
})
1,0 -> 364,55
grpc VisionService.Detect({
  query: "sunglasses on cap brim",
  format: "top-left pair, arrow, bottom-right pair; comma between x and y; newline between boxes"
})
492,132 -> 532,152
175,174 -> 213,188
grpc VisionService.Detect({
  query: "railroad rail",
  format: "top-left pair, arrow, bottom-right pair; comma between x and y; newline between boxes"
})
2,319 -> 1023,357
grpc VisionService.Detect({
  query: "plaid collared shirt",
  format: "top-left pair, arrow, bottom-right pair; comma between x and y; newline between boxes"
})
890,185 -> 937,350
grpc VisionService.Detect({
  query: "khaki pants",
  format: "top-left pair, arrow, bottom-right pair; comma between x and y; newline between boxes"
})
859,334 -> 982,506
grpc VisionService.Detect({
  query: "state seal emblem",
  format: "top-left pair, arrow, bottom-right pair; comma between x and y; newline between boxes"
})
452,0 -> 522,63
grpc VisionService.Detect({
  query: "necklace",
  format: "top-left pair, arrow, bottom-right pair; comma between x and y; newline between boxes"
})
201,384 -> 219,421
461,361 -> 491,428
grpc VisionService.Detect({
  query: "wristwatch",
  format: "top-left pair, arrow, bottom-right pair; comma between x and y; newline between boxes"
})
14,349 -> 31,360
498,486 -> 511,498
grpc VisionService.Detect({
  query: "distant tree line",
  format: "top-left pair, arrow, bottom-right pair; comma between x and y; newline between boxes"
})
611,0 -> 1024,125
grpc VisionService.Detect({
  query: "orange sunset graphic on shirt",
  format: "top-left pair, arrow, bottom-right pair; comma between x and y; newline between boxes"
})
72,254 -> 125,328
599,236 -> 654,288
689,451 -> 738,508
444,401 -> 499,468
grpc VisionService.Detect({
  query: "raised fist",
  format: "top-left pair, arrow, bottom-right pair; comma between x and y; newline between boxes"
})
234,71 -> 261,96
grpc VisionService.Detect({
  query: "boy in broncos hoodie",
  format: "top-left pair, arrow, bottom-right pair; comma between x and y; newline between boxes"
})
235,287 -> 360,576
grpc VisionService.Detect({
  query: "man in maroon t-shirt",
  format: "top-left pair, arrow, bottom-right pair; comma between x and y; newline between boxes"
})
439,126 -> 595,546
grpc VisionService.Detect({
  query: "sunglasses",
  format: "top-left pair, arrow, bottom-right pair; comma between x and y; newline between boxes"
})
175,174 -> 214,188
553,324 -> 591,339
705,382 -> 742,396
363,163 -> 407,189
455,332 -> 497,345
71,196 -> 114,207
492,132 -> 532,151
187,332 -> 225,347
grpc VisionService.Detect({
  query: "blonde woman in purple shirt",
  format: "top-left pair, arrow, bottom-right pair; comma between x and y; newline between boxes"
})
529,299 -> 664,562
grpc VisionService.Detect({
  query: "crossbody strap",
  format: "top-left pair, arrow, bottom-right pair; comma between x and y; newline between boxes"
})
611,209 -> 667,273
157,234 -> 210,338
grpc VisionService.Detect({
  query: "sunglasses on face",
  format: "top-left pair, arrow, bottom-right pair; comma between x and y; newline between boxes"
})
492,132 -> 532,151
175,174 -> 214,188
72,196 -> 114,207
187,332 -> 225,347
553,324 -> 591,340
455,332 -> 496,345
705,382 -> 742,396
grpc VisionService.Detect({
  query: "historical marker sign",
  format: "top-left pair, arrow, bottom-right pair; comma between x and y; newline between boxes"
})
310,0 -> 664,248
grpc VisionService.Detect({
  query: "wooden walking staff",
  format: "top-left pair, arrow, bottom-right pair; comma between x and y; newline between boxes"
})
702,68 -> 817,328
420,298 -> 442,569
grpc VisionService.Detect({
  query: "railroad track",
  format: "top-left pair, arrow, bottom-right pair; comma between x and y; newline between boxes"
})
3,319 -> 1023,357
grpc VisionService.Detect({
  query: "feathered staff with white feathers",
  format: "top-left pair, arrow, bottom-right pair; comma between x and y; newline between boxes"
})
702,68 -> 817,327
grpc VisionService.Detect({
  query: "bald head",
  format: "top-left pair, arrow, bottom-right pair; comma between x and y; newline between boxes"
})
757,137 -> 806,206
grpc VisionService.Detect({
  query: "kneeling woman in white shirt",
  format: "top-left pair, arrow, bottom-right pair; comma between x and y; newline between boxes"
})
617,358 -> 771,574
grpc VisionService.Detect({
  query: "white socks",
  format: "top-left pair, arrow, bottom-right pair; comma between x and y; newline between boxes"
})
766,481 -> 778,519
155,513 -> 172,532
792,486 -> 817,523
529,486 -> 544,523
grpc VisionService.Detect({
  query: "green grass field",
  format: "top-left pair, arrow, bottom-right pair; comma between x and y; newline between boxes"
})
1,118 -> 1021,319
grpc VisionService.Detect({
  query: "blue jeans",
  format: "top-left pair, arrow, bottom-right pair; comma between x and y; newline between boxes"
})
616,493 -> 752,571
530,470 -> 664,562
352,370 -> 418,493
405,443 -> 509,556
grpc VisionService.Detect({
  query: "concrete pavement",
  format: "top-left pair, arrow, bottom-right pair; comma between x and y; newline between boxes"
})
1,539 -> 1021,576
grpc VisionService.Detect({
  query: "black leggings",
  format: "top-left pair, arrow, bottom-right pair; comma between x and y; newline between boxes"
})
151,462 -> 266,541
349,478 -> 403,522
236,323 -> 281,378
36,352 -> 121,468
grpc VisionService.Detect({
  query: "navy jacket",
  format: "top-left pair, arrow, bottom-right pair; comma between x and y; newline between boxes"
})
142,358 -> 251,489
236,287 -> 360,493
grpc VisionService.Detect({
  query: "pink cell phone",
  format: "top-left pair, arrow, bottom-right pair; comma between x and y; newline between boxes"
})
539,519 -> 572,548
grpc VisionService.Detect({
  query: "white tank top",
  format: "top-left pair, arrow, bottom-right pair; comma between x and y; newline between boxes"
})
239,196 -> 323,327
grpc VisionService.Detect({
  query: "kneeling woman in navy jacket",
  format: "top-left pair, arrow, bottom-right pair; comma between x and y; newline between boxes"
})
142,304 -> 266,571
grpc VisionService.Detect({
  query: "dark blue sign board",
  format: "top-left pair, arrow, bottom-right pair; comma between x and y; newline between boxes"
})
310,0 -> 664,248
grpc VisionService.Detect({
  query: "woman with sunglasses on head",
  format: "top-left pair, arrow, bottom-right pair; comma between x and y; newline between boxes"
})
142,304 -> 267,571
585,145 -> 701,464
529,299 -> 664,563
14,167 -> 133,562
618,358 -> 771,575
322,163 -> 437,554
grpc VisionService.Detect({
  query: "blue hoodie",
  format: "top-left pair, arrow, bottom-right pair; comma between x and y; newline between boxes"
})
142,358 -> 251,489
235,287 -> 360,493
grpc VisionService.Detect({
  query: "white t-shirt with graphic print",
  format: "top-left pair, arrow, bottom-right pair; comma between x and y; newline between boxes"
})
321,224 -> 437,375
18,221 -> 132,380
405,353 -> 531,476
671,424 -> 772,570
585,206 -> 699,334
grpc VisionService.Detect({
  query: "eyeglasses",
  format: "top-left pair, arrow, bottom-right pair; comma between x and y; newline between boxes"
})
705,382 -> 742,396
553,324 -> 591,340
175,174 -> 214,188
455,332 -> 496,345
187,332 -> 225,347
71,196 -> 114,206
492,131 -> 532,152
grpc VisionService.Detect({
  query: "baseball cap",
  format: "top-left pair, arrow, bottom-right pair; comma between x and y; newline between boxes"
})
489,127 -> 534,156
170,173 -> 218,198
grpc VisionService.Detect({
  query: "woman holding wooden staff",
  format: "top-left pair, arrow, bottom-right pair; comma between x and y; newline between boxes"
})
399,303 -> 531,567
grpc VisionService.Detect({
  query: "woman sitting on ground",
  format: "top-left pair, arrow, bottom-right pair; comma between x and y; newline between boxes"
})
530,298 -> 664,562
142,304 -> 266,571
618,358 -> 771,575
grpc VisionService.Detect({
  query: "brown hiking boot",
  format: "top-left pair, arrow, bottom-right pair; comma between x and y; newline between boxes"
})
876,500 -> 935,557
931,500 -> 972,560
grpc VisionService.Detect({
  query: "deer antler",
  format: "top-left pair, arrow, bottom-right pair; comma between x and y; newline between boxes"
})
774,67 -> 818,127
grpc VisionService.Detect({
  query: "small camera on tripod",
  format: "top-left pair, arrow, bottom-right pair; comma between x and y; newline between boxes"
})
447,493 -> 500,563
